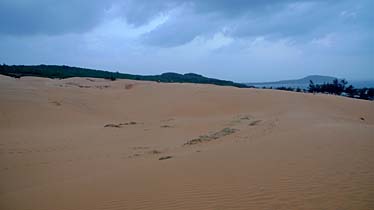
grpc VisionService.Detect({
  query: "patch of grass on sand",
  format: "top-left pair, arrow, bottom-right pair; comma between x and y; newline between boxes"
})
184,128 -> 238,145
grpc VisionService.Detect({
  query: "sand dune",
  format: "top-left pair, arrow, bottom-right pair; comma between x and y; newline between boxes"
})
0,75 -> 373,210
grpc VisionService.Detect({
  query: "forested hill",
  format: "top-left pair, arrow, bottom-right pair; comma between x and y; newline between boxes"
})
0,64 -> 247,88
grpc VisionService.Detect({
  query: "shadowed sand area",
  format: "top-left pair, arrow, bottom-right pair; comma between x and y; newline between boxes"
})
0,75 -> 373,210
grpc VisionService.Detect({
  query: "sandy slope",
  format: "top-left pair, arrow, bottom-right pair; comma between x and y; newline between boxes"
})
0,75 -> 373,210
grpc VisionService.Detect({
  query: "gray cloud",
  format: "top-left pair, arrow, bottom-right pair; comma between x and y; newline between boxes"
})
140,0 -> 373,47
0,0 -> 343,36
141,8 -> 225,47
0,0 -> 114,35
0,0 -> 372,81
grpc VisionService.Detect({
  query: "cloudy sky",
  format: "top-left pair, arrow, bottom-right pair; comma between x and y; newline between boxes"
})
0,0 -> 373,82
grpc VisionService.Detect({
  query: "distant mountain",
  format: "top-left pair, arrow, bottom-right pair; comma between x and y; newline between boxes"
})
0,64 -> 246,88
246,75 -> 338,89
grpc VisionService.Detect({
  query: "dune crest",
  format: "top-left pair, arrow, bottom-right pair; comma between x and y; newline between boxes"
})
0,75 -> 373,210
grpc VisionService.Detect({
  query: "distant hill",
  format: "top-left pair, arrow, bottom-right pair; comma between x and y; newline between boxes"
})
0,64 -> 246,88
246,75 -> 338,89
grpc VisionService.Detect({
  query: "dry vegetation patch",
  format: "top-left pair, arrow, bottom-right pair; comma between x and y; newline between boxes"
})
159,156 -> 173,160
184,127 -> 238,145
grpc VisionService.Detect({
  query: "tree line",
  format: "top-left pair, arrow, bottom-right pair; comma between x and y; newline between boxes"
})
265,79 -> 373,100
308,79 -> 373,100
0,64 -> 246,88
1,64 -> 372,100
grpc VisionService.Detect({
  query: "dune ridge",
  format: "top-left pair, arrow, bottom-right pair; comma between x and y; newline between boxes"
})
0,75 -> 373,210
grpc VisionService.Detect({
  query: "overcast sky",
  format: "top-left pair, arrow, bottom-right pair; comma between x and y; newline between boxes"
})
0,0 -> 373,82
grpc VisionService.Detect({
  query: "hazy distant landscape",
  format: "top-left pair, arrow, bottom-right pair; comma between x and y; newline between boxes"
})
247,75 -> 338,88
247,75 -> 374,89
2,65 -> 373,100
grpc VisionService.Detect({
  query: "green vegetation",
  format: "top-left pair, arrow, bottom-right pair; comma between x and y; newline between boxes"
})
1,64 -> 372,100
0,64 -> 246,88
308,79 -> 374,100
308,79 -> 348,95
264,79 -> 374,101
